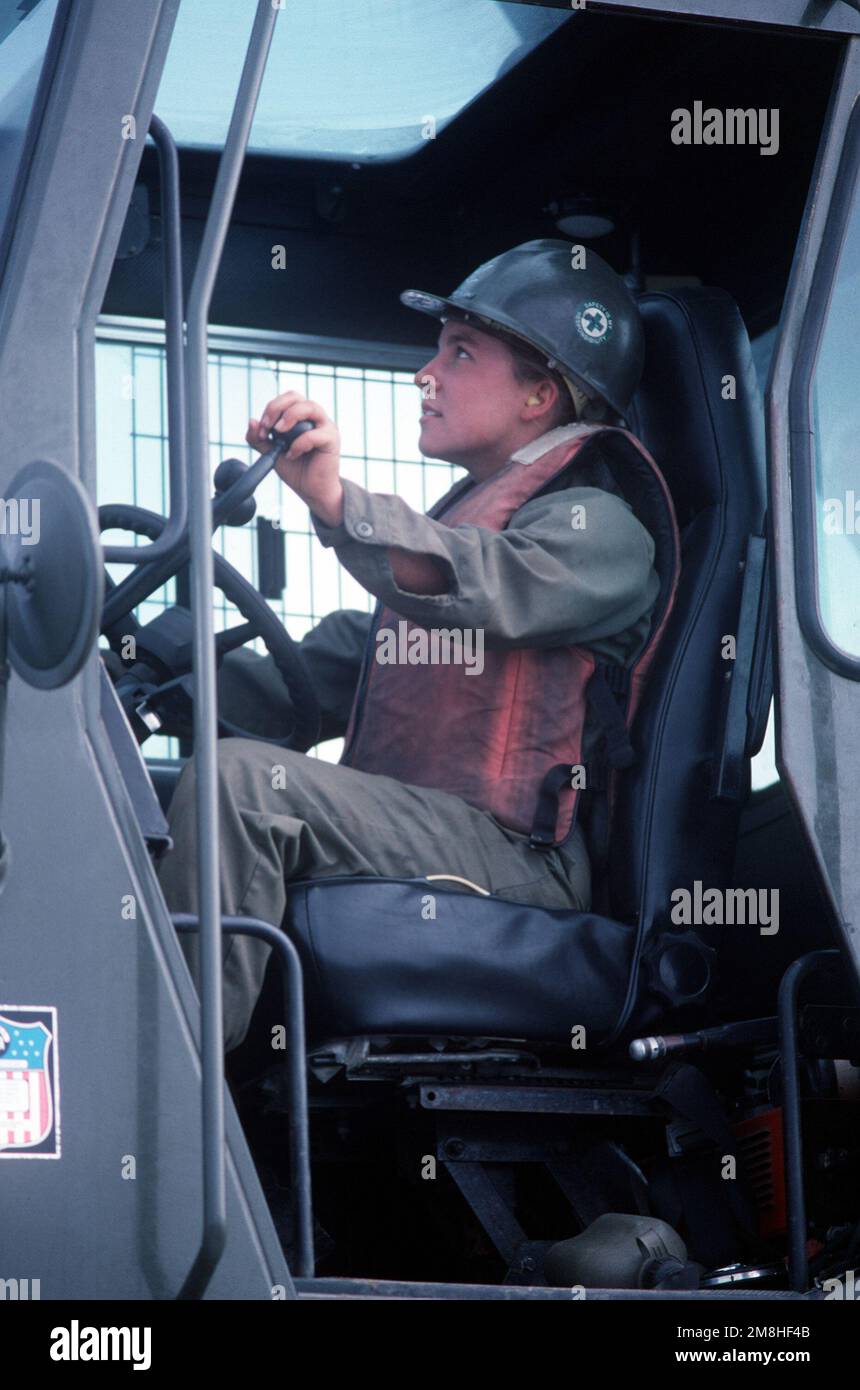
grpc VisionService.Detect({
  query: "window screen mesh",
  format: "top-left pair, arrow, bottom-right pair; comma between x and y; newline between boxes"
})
96,332 -> 461,759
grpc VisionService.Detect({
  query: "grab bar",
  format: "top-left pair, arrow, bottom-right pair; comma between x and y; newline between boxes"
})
103,114 -> 187,566
176,0 -> 281,1302
173,913 -> 314,1281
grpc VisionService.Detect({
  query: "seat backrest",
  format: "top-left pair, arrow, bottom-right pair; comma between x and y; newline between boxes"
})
606,287 -> 767,932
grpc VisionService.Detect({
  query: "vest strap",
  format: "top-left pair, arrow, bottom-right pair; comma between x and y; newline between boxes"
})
584,665 -> 635,890
586,665 -> 636,786
529,762 -> 576,850
528,663 -> 634,853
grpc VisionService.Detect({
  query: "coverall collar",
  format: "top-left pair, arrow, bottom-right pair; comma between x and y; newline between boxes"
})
510,421 -> 594,467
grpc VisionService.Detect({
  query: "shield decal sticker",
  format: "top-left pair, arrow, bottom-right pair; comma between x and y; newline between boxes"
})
0,1007 -> 60,1158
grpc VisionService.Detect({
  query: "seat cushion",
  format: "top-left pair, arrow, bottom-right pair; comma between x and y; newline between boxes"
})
285,876 -> 664,1044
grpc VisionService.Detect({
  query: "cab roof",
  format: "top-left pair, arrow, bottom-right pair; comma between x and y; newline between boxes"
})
156,0 -> 570,163
105,0 -> 846,350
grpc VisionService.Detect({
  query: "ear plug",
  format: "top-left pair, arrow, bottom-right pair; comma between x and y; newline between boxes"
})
526,394 -> 540,405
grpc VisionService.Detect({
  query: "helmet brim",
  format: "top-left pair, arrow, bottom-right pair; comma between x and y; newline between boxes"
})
400,288 -> 457,319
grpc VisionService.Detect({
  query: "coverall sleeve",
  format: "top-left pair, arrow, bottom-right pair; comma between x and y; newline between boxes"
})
311,475 -> 660,653
216,607 -> 372,743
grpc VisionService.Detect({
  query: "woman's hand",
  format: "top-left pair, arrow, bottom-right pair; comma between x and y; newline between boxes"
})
246,390 -> 344,526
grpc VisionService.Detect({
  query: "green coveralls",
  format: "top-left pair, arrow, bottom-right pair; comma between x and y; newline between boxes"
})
155,424 -> 661,1050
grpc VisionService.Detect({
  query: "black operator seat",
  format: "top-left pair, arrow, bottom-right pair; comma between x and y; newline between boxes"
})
276,287 -> 768,1050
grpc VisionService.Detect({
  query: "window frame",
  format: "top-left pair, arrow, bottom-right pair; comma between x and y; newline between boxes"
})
789,94 -> 860,680
96,313 -> 427,372
0,0 -> 73,286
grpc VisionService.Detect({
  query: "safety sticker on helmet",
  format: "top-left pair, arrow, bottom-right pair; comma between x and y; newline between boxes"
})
575,301 -> 613,345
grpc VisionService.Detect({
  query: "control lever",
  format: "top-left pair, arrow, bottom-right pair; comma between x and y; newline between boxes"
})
209,418 -> 314,532
213,459 -> 256,526
101,419 -> 315,631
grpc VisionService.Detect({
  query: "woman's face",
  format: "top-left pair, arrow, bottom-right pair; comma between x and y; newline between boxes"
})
415,320 -> 555,476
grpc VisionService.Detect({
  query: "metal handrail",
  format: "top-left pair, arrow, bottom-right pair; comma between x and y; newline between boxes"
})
176,0 -> 281,1302
173,914 -> 315,1280
103,113 -> 187,567
777,948 -> 841,1293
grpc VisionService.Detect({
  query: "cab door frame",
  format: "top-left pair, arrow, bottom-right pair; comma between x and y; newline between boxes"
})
768,37 -> 860,993
0,0 -> 293,1299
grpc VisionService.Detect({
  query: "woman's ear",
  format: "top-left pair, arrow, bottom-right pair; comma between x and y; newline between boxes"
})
523,379 -> 559,413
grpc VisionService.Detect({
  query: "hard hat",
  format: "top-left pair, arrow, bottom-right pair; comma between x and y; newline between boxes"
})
401,238 -> 645,420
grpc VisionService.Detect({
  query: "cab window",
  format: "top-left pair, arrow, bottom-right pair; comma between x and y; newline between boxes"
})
95,319 -> 461,759
0,0 -> 63,272
809,142 -> 860,660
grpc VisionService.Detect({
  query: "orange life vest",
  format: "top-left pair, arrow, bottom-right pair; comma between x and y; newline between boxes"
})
341,423 -> 680,844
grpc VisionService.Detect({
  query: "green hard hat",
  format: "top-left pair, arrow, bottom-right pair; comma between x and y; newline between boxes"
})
401,238 -> 645,420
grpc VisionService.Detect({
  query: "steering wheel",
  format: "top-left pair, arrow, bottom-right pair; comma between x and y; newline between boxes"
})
98,499 -> 321,752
